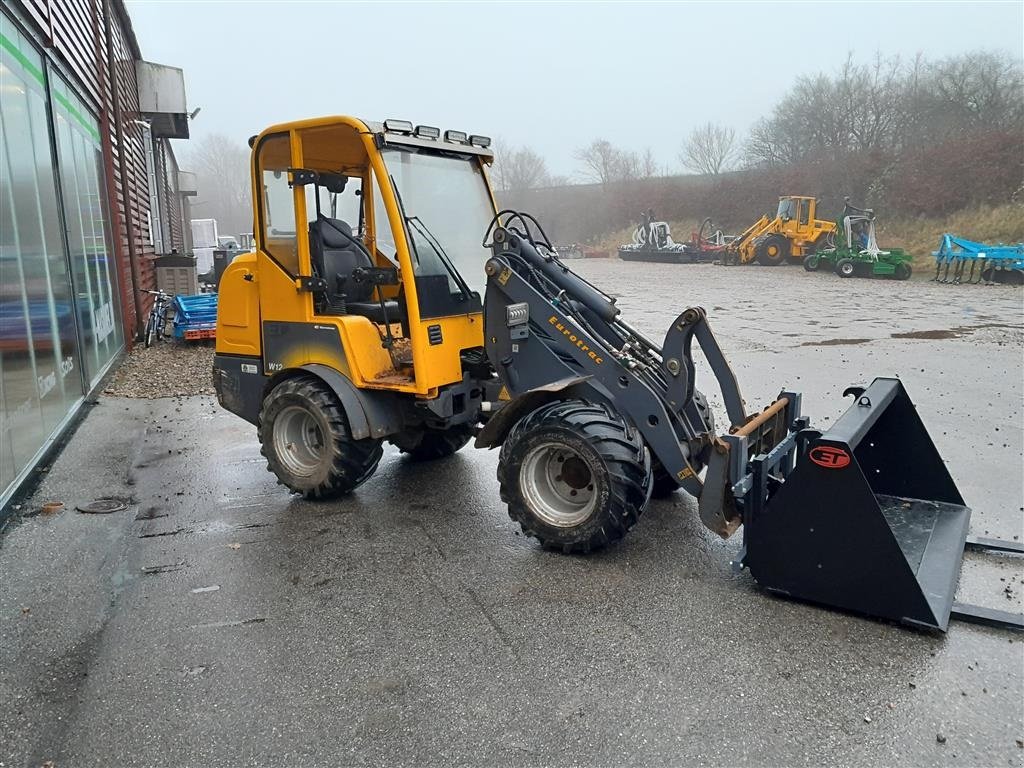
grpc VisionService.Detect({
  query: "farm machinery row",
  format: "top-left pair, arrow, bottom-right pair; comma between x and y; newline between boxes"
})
617,197 -> 914,279
616,195 -> 1024,286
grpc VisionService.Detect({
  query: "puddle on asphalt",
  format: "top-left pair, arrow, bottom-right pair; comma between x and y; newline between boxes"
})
799,322 -> 1020,346
892,323 -> 1018,340
800,338 -> 872,346
891,329 -> 963,340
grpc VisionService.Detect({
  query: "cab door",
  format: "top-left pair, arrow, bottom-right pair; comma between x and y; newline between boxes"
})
784,198 -> 803,237
254,131 -> 309,329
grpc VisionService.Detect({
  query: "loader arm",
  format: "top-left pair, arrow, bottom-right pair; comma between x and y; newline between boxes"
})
727,214 -> 772,263
481,218 -> 794,519
482,243 -> 705,496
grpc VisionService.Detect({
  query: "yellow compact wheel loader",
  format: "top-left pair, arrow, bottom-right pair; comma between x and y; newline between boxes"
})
213,116 -> 1021,633
724,195 -> 836,266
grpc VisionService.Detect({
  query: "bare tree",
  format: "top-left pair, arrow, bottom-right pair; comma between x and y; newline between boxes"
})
491,143 -> 552,192
743,51 -> 1023,168
639,147 -> 660,179
680,122 -> 736,175
617,150 -> 641,182
575,139 -> 622,184
183,133 -> 251,235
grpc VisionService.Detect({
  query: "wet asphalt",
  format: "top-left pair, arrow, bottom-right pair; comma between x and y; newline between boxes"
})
1,264 -> 1022,767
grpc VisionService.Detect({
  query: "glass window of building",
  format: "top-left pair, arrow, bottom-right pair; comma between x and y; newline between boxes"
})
0,16 -> 84,494
51,72 -> 124,386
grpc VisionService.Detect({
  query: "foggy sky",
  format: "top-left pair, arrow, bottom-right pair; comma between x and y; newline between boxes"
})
126,0 -> 1023,178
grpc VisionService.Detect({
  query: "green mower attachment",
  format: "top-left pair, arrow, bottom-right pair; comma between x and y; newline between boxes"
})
714,378 -> 1022,632
804,199 -> 913,280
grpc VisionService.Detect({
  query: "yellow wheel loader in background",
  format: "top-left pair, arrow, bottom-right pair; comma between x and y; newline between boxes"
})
212,115 -> 1021,633
724,195 -> 837,266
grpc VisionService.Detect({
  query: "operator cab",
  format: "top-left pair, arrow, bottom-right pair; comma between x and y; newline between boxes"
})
228,116 -> 497,396
776,195 -> 815,226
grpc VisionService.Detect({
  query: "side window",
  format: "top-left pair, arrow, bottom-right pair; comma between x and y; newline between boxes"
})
798,200 -> 810,226
258,135 -> 298,274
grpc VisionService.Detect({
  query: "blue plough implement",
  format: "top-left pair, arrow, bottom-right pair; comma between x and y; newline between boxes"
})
932,234 -> 1024,285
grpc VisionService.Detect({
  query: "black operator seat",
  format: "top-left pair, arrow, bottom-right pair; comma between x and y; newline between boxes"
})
309,216 -> 404,324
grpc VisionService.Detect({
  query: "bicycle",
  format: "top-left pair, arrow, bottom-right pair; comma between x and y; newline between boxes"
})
142,289 -> 173,348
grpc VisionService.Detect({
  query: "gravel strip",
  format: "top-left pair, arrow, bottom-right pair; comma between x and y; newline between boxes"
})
104,339 -> 215,398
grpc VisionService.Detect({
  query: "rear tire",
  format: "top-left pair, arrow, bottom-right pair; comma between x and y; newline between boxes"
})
498,400 -> 652,553
803,254 -> 821,272
894,262 -> 912,280
836,258 -> 856,278
755,234 -> 789,266
259,375 -> 382,499
391,424 -> 474,461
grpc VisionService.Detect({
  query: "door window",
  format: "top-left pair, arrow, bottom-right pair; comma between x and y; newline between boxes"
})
258,134 -> 298,274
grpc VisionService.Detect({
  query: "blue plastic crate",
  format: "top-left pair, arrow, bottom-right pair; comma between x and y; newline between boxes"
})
172,293 -> 218,340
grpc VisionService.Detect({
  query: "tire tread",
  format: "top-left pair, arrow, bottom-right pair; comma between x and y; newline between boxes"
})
497,400 -> 651,553
258,375 -> 382,499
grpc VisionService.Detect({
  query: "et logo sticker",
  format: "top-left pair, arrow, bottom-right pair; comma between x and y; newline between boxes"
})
809,445 -> 851,469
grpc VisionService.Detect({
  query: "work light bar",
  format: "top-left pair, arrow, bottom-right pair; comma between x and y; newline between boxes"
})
414,125 -> 440,139
384,119 -> 413,134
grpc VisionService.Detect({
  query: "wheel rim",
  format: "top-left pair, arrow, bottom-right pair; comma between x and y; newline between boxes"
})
841,263 -> 854,275
767,245 -> 778,256
273,405 -> 326,477
519,441 -> 597,527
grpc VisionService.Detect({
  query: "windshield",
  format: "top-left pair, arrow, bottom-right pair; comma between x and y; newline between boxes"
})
380,148 -> 494,298
777,198 -> 796,220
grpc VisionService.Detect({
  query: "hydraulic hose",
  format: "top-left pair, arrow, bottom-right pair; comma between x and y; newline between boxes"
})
499,229 -> 620,324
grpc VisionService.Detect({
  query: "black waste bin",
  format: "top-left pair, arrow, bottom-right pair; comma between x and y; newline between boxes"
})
212,248 -> 234,289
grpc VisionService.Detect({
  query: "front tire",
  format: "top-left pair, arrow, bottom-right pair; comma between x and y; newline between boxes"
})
836,258 -> 856,278
756,234 -> 790,266
259,375 -> 382,499
803,254 -> 821,272
498,400 -> 652,553
391,424 -> 474,461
